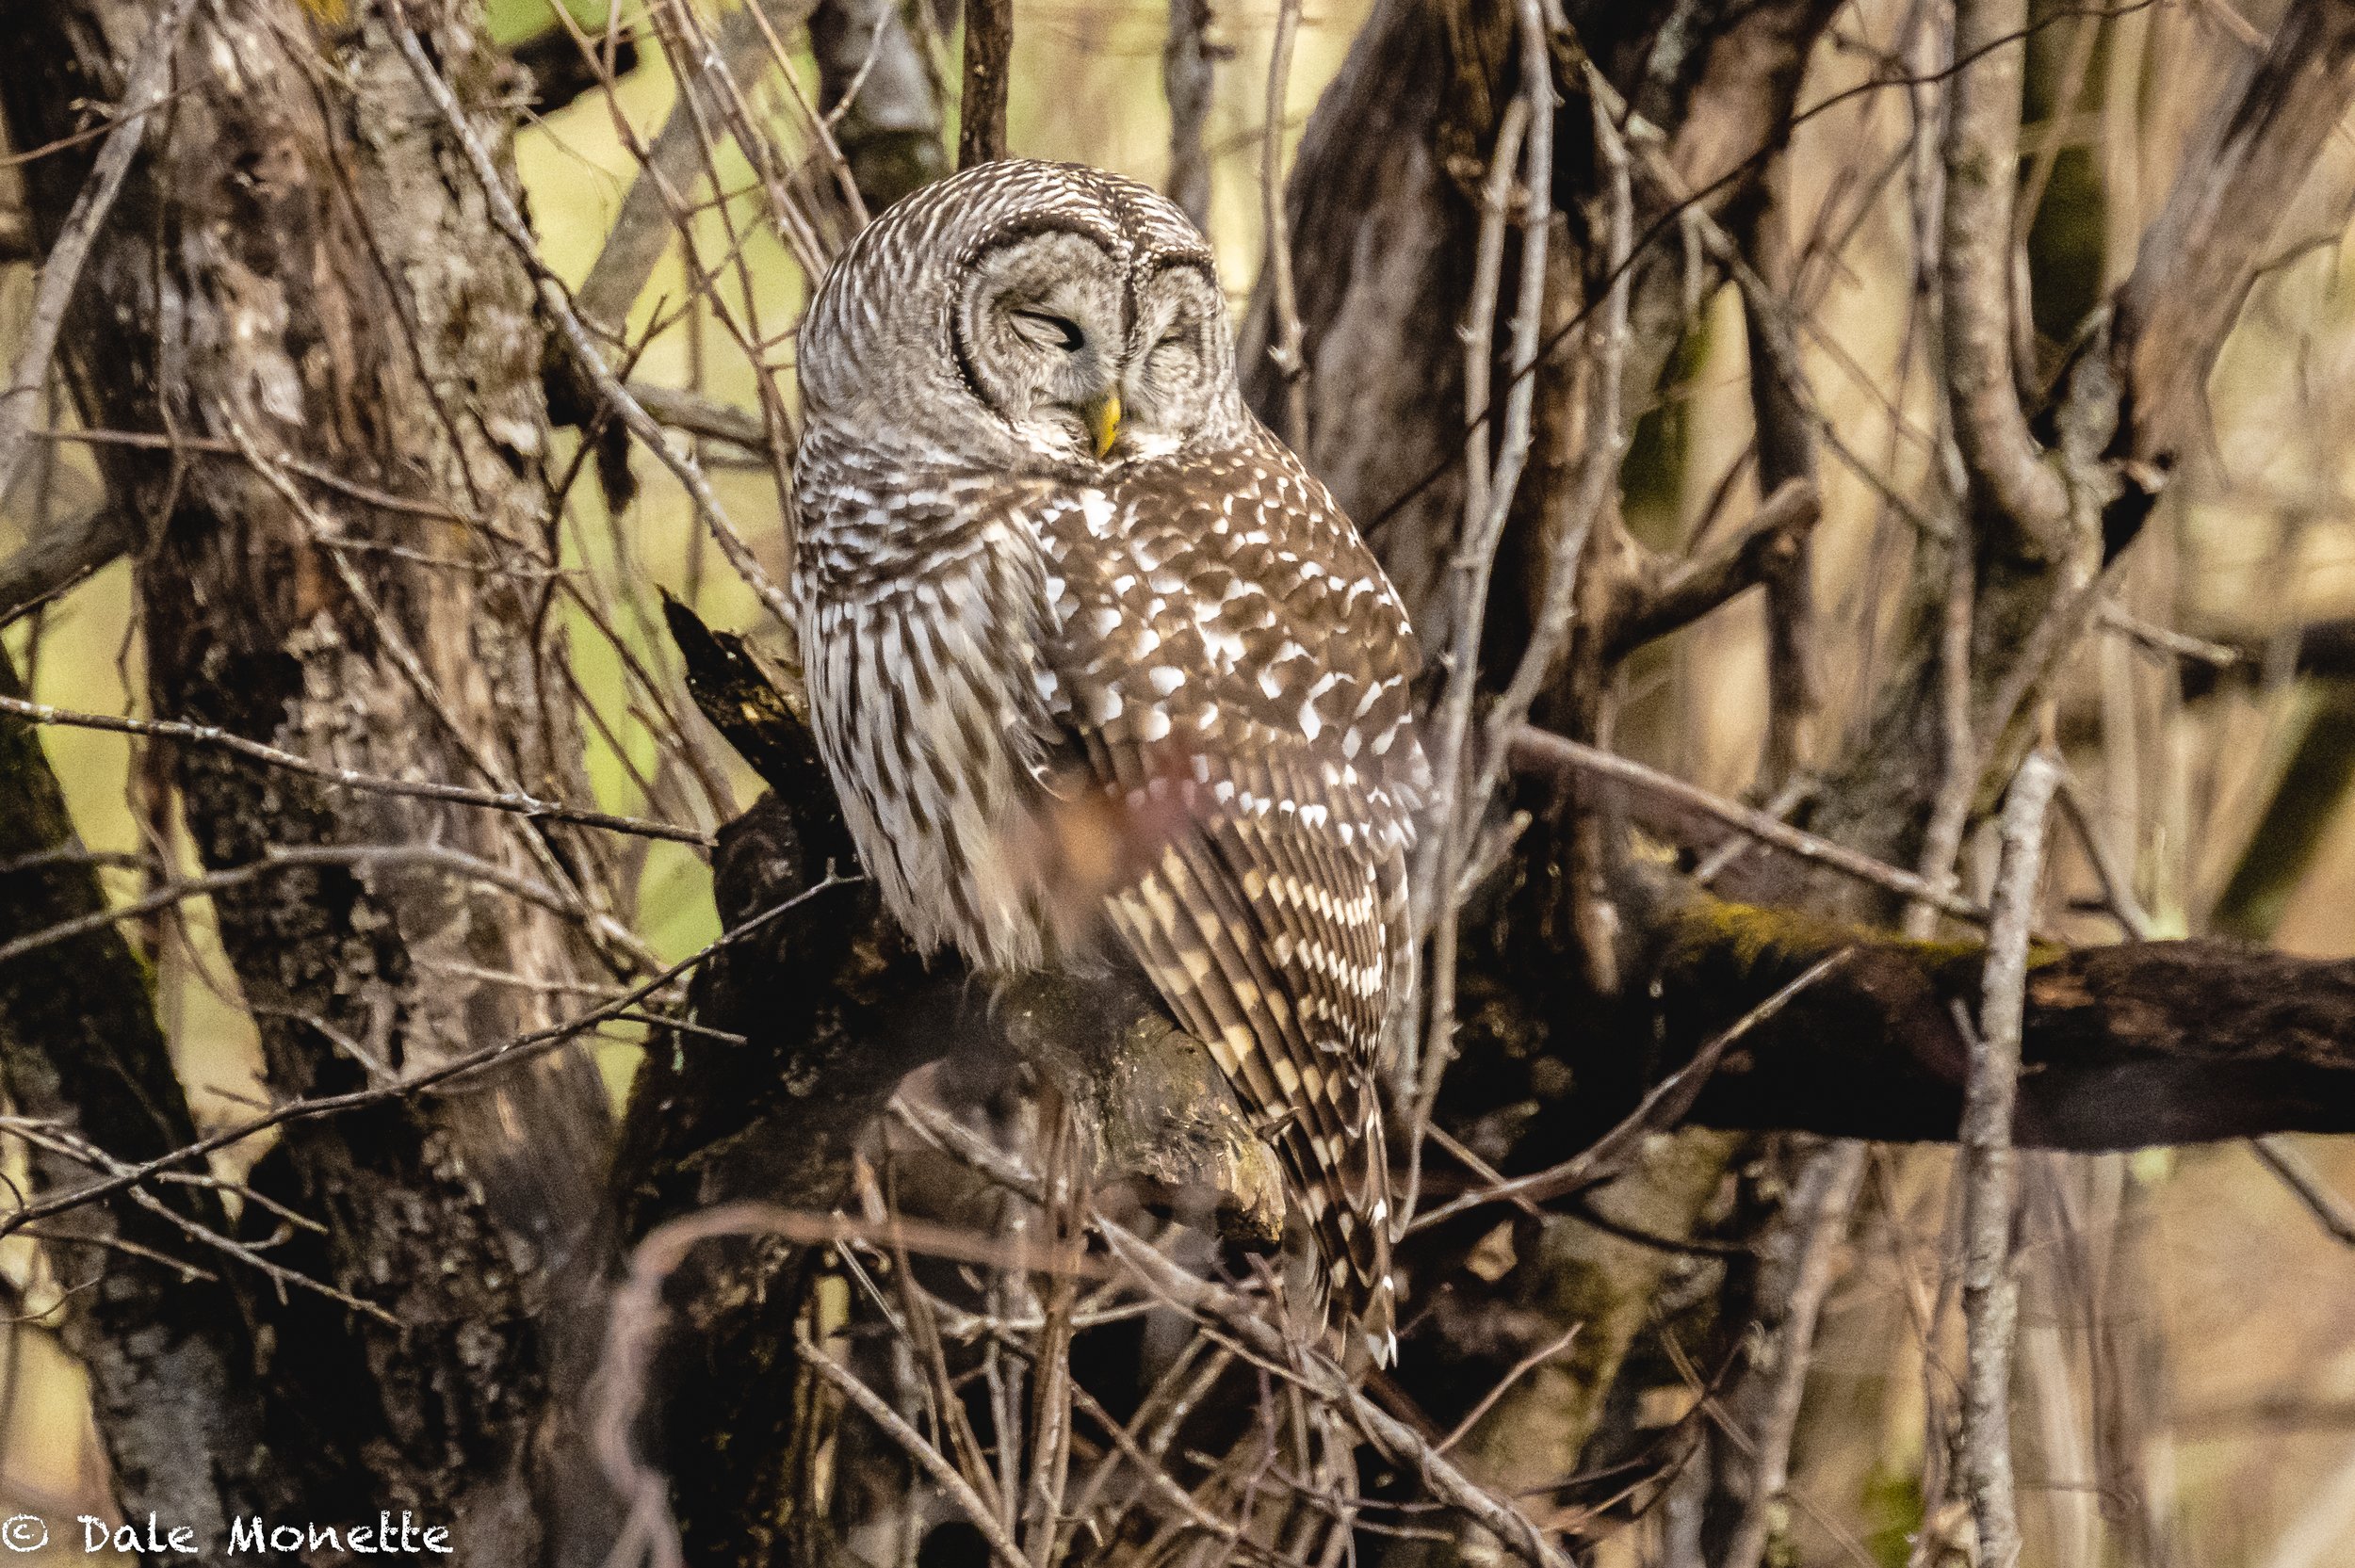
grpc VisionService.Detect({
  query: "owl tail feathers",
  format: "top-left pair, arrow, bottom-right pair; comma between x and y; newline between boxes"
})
1294,1194 -> 1398,1370
1287,1107 -> 1399,1369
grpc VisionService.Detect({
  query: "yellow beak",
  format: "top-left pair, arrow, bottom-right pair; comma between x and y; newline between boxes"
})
1084,390 -> 1123,459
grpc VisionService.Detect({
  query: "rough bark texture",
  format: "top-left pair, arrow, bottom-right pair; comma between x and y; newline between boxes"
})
612,789 -> 934,1568
1607,858 -> 2355,1151
0,651 -> 293,1563
0,0 -> 612,1553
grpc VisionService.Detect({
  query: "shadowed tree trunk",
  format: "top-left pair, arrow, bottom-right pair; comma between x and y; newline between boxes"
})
1,0 -> 613,1556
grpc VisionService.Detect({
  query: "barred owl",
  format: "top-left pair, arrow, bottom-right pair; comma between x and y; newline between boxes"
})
790,159 -> 1427,1363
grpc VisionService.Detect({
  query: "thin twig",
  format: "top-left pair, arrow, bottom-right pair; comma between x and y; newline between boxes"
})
1099,1222 -> 1578,1568
0,693 -> 707,845
1958,749 -> 2062,1568
1481,64 -> 1628,748
385,5 -> 797,632
805,1327 -> 1030,1568
1406,0 -> 1555,1177
1435,1325 -> 1582,1456
0,0 -> 202,504
1505,726 -> 1989,921
1717,1140 -> 1869,1568
0,876 -> 853,1243
0,842 -> 585,967
1408,948 -> 1854,1232
2252,1136 -> 2355,1250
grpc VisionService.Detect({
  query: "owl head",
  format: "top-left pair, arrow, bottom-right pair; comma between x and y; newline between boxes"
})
798,160 -> 1254,473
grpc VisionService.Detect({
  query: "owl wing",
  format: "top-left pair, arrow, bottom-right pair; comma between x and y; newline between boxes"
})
1033,443 -> 1426,1364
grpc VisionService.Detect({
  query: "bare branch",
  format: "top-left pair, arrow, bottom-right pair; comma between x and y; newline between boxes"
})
1957,749 -> 2061,1568
572,0 -> 817,337
1161,0 -> 1216,227
625,380 -> 771,455
2252,1135 -> 2355,1250
0,0 -> 199,506
809,0 -> 950,211
0,692 -> 706,844
1410,0 -> 1555,1120
1605,477 -> 1821,661
1715,1140 -> 1868,1568
1509,725 -> 1989,921
2114,0 -> 2355,472
1941,0 -> 2069,546
0,875 -> 852,1247
1259,0 -> 1308,448
0,498 -> 132,626
1100,1223 -> 1580,1568
387,5 -> 797,631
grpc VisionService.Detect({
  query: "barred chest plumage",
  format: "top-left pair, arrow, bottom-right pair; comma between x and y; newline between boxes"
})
791,428 -> 1427,986
792,431 -> 1074,974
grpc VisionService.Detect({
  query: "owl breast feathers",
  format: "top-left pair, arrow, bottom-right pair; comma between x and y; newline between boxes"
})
791,159 -> 1429,1364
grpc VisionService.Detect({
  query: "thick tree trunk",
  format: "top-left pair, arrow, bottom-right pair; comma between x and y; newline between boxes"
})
0,651 -> 294,1562
0,0 -> 612,1554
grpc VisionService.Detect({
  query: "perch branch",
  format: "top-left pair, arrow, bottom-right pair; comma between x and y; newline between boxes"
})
658,599 -> 1286,1243
996,971 -> 1286,1246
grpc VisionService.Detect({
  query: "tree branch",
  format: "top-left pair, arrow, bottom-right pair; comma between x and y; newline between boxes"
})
958,0 -> 1014,168
0,0 -> 198,507
1584,853 -> 2355,1153
808,0 -> 949,212
1602,477 -> 1821,661
0,497 -> 133,626
1942,0 -> 2069,548
2113,0 -> 2355,477
1957,751 -> 2060,1568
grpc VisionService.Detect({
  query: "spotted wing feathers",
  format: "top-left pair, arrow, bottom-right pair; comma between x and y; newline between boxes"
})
1038,442 -> 1425,1363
